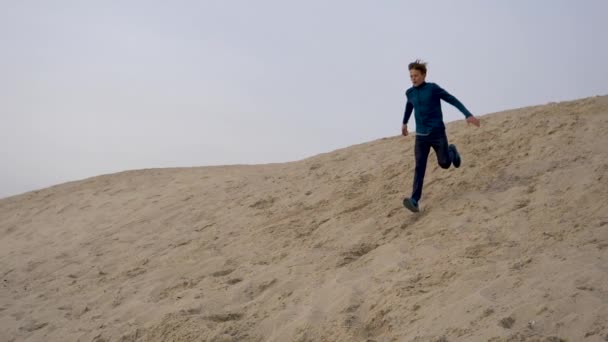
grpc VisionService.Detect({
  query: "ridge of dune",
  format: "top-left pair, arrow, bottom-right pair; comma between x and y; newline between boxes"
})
1,95 -> 607,342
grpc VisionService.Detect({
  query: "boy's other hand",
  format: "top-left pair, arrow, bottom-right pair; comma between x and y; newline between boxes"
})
466,116 -> 481,127
402,124 -> 409,136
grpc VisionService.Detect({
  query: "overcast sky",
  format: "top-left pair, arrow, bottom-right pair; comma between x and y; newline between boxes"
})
1,0 -> 607,198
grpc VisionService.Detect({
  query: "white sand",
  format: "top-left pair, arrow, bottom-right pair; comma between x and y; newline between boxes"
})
1,96 -> 607,341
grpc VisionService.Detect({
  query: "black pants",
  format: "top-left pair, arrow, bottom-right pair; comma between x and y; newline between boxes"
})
411,129 -> 454,202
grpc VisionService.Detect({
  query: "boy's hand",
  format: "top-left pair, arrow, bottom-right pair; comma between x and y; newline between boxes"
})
402,124 -> 409,136
466,116 -> 481,127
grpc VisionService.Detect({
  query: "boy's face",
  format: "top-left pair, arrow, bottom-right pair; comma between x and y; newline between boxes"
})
409,69 -> 426,87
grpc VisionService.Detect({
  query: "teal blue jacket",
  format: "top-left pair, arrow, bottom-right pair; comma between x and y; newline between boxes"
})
403,82 -> 472,135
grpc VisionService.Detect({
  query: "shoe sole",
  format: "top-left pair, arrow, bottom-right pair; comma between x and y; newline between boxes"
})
403,198 -> 419,213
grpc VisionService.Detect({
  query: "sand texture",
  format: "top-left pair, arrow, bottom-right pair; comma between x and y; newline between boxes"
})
1,96 -> 608,341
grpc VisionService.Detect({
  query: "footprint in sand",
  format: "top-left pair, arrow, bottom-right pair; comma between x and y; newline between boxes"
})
211,269 -> 235,277
243,278 -> 277,300
513,198 -> 530,210
338,243 -> 378,267
227,278 -> 243,285
19,320 -> 48,332
204,312 -> 243,322
249,197 -> 276,210
153,276 -> 205,302
124,267 -> 147,278
463,242 -> 500,259
498,316 -> 515,329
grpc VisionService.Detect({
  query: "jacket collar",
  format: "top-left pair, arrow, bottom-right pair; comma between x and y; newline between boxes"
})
414,81 -> 427,89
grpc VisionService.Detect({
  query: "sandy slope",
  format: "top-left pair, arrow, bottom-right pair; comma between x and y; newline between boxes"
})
1,96 -> 607,342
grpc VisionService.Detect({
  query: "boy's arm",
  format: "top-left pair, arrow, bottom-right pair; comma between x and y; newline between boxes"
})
403,100 -> 413,124
435,84 -> 473,118
402,100 -> 413,136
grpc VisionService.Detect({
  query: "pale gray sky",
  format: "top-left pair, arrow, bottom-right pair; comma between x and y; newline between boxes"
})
1,0 -> 607,198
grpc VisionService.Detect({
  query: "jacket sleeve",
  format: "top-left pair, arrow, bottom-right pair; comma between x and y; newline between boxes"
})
435,84 -> 473,118
403,98 -> 413,124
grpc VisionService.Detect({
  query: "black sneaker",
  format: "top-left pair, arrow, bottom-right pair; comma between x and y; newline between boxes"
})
403,197 -> 419,213
450,144 -> 461,168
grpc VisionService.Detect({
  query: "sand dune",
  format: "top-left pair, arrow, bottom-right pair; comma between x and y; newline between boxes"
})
1,96 -> 607,341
